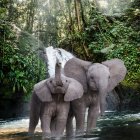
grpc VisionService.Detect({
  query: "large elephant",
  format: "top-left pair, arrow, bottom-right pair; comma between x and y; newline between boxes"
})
64,58 -> 127,135
28,60 -> 84,138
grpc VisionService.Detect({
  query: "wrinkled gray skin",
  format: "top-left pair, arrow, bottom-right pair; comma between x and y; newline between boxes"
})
64,58 -> 127,136
28,60 -> 84,138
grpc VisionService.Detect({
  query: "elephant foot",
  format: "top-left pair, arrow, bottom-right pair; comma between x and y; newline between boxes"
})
86,130 -> 91,135
27,132 -> 35,140
75,130 -> 84,137
66,133 -> 74,138
54,137 -> 62,140
85,129 -> 95,136
42,131 -> 51,139
27,132 -> 34,136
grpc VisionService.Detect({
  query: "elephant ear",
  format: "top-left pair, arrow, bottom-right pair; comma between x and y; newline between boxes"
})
64,58 -> 91,92
34,79 -> 52,102
102,58 -> 127,92
64,78 -> 84,101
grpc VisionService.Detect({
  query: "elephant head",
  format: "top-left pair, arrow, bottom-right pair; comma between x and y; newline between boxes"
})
86,63 -> 110,115
33,59 -> 84,102
64,58 -> 127,115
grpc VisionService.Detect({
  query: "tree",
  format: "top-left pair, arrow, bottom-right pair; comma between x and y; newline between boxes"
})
24,0 -> 37,33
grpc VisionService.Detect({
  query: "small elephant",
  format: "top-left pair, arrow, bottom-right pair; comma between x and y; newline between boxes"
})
28,60 -> 84,138
64,58 -> 127,135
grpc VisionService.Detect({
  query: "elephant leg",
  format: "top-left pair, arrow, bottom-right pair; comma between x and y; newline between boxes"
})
28,92 -> 41,134
86,105 -> 100,133
55,104 -> 70,137
55,119 -> 67,137
66,114 -> 74,137
41,115 -> 52,138
72,100 -> 86,135
75,109 -> 86,135
50,118 -> 57,137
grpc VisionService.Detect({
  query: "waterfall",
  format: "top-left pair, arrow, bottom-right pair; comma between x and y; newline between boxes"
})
45,46 -> 74,76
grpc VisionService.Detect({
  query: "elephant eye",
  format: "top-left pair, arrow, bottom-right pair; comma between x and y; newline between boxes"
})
66,80 -> 68,82
50,80 -> 52,83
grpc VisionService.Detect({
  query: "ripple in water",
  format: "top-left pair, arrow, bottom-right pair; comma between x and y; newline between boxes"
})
0,111 -> 140,140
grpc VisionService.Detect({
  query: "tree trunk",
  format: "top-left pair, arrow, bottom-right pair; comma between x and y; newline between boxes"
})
25,0 -> 37,33
8,0 -> 14,21
74,0 -> 81,31
79,1 -> 86,29
66,0 -> 73,34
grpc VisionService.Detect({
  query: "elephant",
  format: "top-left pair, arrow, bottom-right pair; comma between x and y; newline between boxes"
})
64,57 -> 127,135
28,60 -> 84,138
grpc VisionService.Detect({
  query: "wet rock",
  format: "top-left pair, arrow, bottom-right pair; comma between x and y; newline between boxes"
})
106,90 -> 120,111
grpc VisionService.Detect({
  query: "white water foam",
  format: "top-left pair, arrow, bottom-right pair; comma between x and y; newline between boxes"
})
45,46 -> 74,76
0,118 -> 41,133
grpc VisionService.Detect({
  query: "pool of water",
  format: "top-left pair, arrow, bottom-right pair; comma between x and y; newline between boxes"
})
0,111 -> 140,140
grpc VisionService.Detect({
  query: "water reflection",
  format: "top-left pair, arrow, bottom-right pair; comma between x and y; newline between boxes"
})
0,111 -> 140,140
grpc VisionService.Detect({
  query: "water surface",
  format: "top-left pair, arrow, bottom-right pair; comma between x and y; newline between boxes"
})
0,111 -> 140,140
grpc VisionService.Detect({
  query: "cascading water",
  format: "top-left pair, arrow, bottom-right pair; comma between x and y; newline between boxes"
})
0,47 -> 140,140
45,46 -> 74,76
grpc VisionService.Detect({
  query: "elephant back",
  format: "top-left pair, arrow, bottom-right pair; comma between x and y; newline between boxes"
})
64,58 -> 91,93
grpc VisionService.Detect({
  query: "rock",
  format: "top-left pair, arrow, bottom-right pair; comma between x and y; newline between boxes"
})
106,90 -> 120,110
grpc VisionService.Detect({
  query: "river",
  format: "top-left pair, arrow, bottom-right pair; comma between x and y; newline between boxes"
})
0,111 -> 140,140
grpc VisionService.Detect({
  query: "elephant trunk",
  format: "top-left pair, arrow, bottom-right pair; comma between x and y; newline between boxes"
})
55,59 -> 63,86
99,88 -> 107,116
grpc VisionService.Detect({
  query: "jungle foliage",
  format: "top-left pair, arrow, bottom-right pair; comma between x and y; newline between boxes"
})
0,0 -> 140,99
0,0 -> 46,99
86,7 -> 140,90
